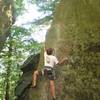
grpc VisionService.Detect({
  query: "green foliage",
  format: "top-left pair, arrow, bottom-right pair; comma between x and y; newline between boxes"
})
0,25 -> 41,100
10,26 -> 41,55
30,0 -> 60,25
14,0 -> 26,17
36,0 -> 60,13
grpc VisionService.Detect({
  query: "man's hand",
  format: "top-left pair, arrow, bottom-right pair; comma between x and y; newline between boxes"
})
58,57 -> 68,65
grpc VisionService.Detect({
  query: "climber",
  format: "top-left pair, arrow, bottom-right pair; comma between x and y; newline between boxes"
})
32,47 -> 68,100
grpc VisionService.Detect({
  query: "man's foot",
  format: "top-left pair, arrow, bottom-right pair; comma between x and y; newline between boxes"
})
53,97 -> 56,100
31,84 -> 37,88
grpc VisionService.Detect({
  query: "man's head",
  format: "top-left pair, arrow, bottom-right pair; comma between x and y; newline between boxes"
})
46,48 -> 54,55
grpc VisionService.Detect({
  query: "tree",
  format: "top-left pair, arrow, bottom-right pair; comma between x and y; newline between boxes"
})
0,0 -> 28,52
0,26 -> 41,100
14,0 -> 26,18
0,0 -> 14,51
34,0 -> 60,25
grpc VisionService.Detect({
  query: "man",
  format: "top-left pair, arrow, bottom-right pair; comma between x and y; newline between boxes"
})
32,48 -> 68,100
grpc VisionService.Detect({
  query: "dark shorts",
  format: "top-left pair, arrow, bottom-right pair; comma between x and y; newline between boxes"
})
43,68 -> 55,80
38,67 -> 55,80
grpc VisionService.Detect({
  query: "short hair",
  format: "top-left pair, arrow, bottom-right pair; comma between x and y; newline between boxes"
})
46,48 -> 53,55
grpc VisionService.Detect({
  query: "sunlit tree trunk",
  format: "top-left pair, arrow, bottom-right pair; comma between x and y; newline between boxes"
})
0,0 -> 14,51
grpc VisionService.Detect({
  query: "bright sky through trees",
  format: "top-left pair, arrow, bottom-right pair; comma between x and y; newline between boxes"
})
15,1 -> 49,43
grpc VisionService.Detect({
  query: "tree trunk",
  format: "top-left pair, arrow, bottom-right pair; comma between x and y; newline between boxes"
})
16,0 -> 100,100
5,76 -> 10,100
5,35 -> 12,100
0,0 -> 14,51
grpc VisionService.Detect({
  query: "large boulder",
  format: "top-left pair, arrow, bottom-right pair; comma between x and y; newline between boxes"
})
15,54 -> 40,100
45,0 -> 100,100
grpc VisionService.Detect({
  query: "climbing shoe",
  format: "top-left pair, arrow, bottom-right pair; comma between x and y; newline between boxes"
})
53,97 -> 56,100
31,84 -> 37,88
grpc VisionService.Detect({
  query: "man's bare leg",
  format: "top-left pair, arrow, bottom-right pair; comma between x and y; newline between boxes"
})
32,70 -> 39,87
50,80 -> 56,99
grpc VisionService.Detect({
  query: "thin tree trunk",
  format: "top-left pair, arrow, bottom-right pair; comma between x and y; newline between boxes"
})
5,75 -> 10,100
5,34 -> 12,100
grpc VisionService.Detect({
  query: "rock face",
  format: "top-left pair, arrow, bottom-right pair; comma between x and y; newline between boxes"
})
0,0 -> 14,51
15,54 -> 40,100
45,0 -> 100,100
15,0 -> 100,100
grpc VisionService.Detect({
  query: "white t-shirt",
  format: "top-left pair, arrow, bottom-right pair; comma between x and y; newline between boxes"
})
44,52 -> 58,68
